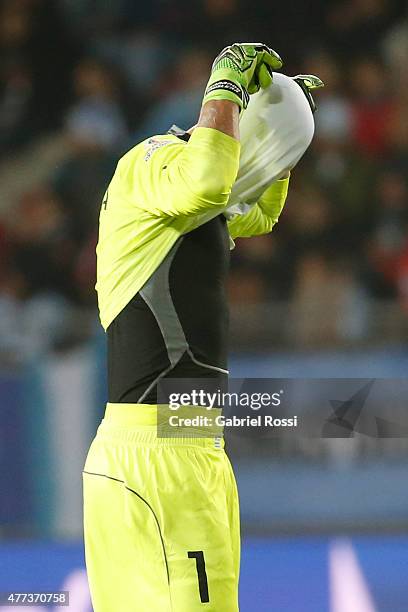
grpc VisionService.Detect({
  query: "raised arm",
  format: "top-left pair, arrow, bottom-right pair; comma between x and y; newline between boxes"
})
133,43 -> 283,217
196,99 -> 240,140
227,175 -> 290,239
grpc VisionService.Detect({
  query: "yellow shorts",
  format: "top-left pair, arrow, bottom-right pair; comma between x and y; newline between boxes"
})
83,403 -> 240,612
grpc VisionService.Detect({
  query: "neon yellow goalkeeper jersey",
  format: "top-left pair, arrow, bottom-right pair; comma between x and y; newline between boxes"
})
96,126 -> 289,330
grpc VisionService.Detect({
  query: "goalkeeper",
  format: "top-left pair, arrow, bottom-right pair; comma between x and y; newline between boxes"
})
83,43 -> 322,612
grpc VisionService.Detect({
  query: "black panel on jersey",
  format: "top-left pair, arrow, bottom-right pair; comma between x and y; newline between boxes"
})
107,215 -> 230,404
107,293 -> 171,403
169,214 -> 230,369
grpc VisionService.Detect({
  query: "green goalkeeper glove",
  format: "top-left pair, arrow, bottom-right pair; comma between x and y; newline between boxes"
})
203,43 -> 283,112
291,74 -> 324,113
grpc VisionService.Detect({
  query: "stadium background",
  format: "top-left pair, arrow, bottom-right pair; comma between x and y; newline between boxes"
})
0,0 -> 408,610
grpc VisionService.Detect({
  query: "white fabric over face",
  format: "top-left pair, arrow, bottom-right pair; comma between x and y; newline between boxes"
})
226,73 -> 315,216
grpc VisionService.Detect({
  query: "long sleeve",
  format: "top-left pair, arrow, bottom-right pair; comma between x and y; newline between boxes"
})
124,127 -> 240,217
227,175 -> 290,239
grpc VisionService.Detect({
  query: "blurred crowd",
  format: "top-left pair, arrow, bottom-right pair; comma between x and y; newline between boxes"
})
0,0 -> 407,362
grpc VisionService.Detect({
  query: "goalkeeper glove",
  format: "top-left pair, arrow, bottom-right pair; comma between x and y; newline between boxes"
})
291,74 -> 324,113
203,43 -> 283,112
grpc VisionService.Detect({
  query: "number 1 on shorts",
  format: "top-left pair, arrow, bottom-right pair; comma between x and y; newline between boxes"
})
188,550 -> 210,603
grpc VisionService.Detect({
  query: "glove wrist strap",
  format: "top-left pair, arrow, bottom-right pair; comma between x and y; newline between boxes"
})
203,68 -> 249,110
